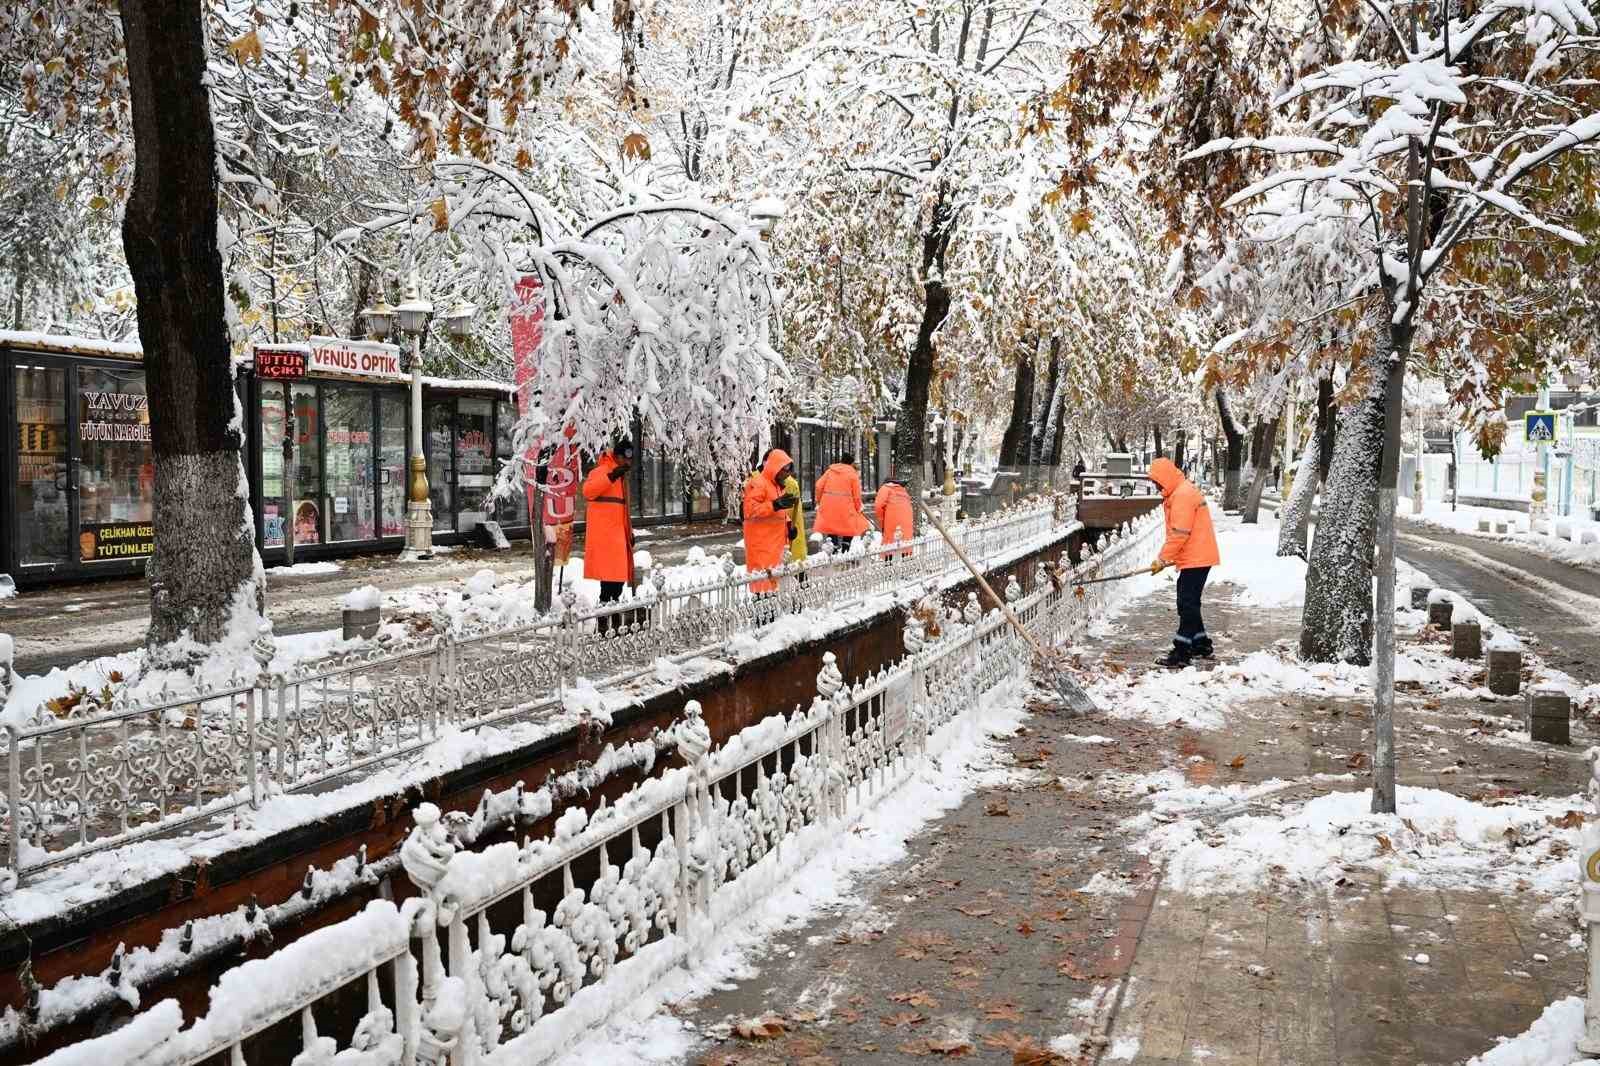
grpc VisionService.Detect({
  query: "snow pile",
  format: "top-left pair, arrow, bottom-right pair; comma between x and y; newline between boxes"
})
1093,649 -> 1370,730
1466,996 -> 1598,1066
464,568 -> 498,597
267,560 -> 342,576
0,574 -> 16,600
1212,521 -> 1308,607
1135,784 -> 1587,896
634,549 -> 654,571
341,585 -> 382,612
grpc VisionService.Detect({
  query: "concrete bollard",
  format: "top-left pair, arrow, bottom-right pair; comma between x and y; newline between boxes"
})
1427,590 -> 1454,629
1584,530 -> 1599,546
1559,521 -> 1575,541
342,585 -> 383,641
1451,619 -> 1482,660
1478,519 -> 1492,533
1487,637 -> 1523,696
1496,521 -> 1510,535
1527,684 -> 1572,745
1410,585 -> 1432,610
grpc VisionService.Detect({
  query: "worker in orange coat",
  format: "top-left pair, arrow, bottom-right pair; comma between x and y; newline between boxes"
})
743,447 -> 798,598
814,453 -> 871,553
582,439 -> 636,609
874,475 -> 914,558
1148,457 -> 1221,667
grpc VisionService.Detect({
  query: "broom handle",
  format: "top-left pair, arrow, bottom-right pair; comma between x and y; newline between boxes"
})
1072,567 -> 1151,587
916,499 -> 1052,660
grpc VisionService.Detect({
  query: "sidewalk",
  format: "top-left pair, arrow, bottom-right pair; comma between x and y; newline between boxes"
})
1,519 -> 744,674
588,519 -> 1595,1066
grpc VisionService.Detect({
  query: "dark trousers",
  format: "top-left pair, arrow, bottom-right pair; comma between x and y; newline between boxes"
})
1174,567 -> 1211,654
599,581 -> 625,604
598,580 -> 637,635
826,534 -> 854,554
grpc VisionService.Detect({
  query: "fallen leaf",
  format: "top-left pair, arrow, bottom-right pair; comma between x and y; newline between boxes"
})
955,904 -> 994,918
982,1001 -> 1026,1022
948,964 -> 983,979
1376,835 -> 1394,855
890,990 -> 940,1008
985,797 -> 1011,817
1016,920 -> 1036,937
1228,754 -> 1247,769
897,930 -> 954,961
983,1031 -> 1069,1064
733,1013 -> 787,1040
1346,751 -> 1370,770
900,1036 -> 975,1056
881,1011 -> 927,1028
790,1009 -> 819,1023
1550,810 -> 1586,830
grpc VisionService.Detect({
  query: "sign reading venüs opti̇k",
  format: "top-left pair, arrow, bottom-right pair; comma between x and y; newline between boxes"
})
307,336 -> 405,381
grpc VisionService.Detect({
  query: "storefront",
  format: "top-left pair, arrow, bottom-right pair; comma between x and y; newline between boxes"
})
2,333 -> 155,583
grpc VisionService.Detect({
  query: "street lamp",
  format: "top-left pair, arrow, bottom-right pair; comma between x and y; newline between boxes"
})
368,273 -> 436,560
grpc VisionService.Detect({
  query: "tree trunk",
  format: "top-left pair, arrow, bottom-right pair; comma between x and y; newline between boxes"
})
1278,373 -> 1336,558
121,0 -> 264,661
1241,414 -> 1281,523
892,195 -> 954,505
1300,305 -> 1395,665
1173,430 -> 1187,473
1030,338 -> 1059,466
1217,390 -> 1246,510
1153,424 -> 1164,460
1372,299 -> 1411,815
1045,343 -> 1068,467
998,351 -> 1035,468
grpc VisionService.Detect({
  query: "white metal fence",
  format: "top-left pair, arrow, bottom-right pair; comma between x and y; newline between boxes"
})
3,500 -> 1070,885
34,511 -> 1162,1066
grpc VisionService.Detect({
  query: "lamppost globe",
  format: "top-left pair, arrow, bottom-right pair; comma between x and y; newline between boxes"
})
441,301 -> 478,339
361,301 -> 395,340
394,293 -> 434,336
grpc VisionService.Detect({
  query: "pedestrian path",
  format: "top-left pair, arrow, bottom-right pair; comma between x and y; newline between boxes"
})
607,525 -> 1593,1066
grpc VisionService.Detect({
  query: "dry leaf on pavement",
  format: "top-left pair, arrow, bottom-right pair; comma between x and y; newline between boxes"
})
982,1001 -> 1026,1022
733,1014 -> 788,1040
985,797 -> 1011,816
890,990 -> 940,1008
955,904 -> 994,917
881,1011 -> 928,1028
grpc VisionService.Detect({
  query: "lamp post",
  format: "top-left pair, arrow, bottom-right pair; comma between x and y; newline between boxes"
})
364,275 -> 439,559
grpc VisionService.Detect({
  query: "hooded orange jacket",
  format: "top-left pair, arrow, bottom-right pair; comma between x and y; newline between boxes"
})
1148,458 -> 1219,569
743,448 -> 794,593
814,463 -> 870,538
582,451 -> 636,584
874,481 -> 914,556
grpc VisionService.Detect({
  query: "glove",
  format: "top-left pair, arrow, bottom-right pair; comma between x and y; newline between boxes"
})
609,463 -> 630,481
773,493 -> 798,511
1150,558 -> 1168,574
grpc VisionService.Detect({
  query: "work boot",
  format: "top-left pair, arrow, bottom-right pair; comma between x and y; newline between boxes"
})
1155,648 -> 1192,669
1190,639 -> 1215,659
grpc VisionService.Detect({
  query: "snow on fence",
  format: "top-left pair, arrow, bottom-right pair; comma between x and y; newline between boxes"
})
2,500 -> 1070,886
36,510 -> 1160,1066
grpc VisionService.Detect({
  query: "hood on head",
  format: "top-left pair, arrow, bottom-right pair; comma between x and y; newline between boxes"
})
762,448 -> 794,481
1148,457 -> 1182,494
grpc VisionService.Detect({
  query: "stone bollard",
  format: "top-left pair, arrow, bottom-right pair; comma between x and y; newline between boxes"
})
1478,519 -> 1492,533
1526,684 -> 1572,745
1559,521 -> 1575,541
1427,590 -> 1454,629
342,585 -> 383,641
1410,585 -> 1432,610
1495,521 -> 1510,534
1451,619 -> 1482,660
1486,636 -> 1523,696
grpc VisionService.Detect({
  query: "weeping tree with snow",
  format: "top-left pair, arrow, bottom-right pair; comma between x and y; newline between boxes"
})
1190,0 -> 1600,812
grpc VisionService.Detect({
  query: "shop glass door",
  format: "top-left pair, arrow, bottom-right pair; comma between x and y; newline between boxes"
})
14,363 -> 71,567
75,365 -> 154,563
455,399 -> 494,532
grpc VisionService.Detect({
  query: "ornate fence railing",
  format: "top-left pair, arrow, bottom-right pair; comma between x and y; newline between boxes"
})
3,500 -> 1073,885
32,511 -> 1161,1066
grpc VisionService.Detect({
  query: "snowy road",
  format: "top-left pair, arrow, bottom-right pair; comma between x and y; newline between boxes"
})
1395,525 -> 1600,686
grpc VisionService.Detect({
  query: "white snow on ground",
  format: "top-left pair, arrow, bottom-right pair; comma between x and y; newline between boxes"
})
1401,499 -> 1600,571
1465,996 -> 1599,1065
1124,783 -> 1588,897
266,560 -> 343,576
1209,520 -> 1308,607
550,684 -> 1033,1066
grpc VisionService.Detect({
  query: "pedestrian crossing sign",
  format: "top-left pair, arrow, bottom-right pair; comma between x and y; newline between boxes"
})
1526,411 -> 1557,444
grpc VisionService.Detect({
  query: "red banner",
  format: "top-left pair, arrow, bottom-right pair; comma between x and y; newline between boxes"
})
509,274 -> 580,531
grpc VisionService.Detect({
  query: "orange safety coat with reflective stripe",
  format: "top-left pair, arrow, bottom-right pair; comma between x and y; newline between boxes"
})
743,448 -> 794,594
874,481 -> 914,556
1149,457 -> 1220,569
813,463 -> 870,538
582,452 -> 636,584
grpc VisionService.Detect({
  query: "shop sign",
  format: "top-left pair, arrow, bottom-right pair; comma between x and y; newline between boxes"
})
255,345 -> 309,381
307,336 -> 404,381
80,521 -> 154,561
80,386 -> 151,443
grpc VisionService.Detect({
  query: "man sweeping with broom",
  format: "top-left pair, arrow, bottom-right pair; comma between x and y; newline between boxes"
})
1147,457 -> 1220,668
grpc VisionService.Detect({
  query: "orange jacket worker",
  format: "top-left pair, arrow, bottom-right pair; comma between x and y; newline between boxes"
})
1147,457 -> 1220,667
814,454 -> 870,552
744,448 -> 798,595
582,439 -> 636,605
874,477 -> 914,557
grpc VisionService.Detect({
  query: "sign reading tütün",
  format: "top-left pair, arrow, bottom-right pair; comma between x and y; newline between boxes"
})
307,337 -> 404,381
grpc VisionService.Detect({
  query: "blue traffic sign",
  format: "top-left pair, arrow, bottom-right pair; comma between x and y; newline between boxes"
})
1526,411 -> 1557,443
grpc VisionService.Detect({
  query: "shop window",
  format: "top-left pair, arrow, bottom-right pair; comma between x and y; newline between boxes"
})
75,366 -> 154,563
15,365 -> 69,565
493,400 -> 520,524
663,453 -> 685,516
455,398 -> 494,532
425,400 -> 453,532
379,394 -> 407,537
290,384 -> 323,544
261,389 -> 287,547
324,387 -> 376,542
638,442 -> 662,518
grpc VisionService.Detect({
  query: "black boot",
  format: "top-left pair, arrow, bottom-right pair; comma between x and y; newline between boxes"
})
1155,647 -> 1192,669
1190,639 -> 1215,659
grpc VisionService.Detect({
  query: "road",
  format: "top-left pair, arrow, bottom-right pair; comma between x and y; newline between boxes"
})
1,521 -> 746,675
1396,522 -> 1600,685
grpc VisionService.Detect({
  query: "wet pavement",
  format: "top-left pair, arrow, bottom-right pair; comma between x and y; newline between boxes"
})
2,520 -> 745,674
657,570 -> 1591,1066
